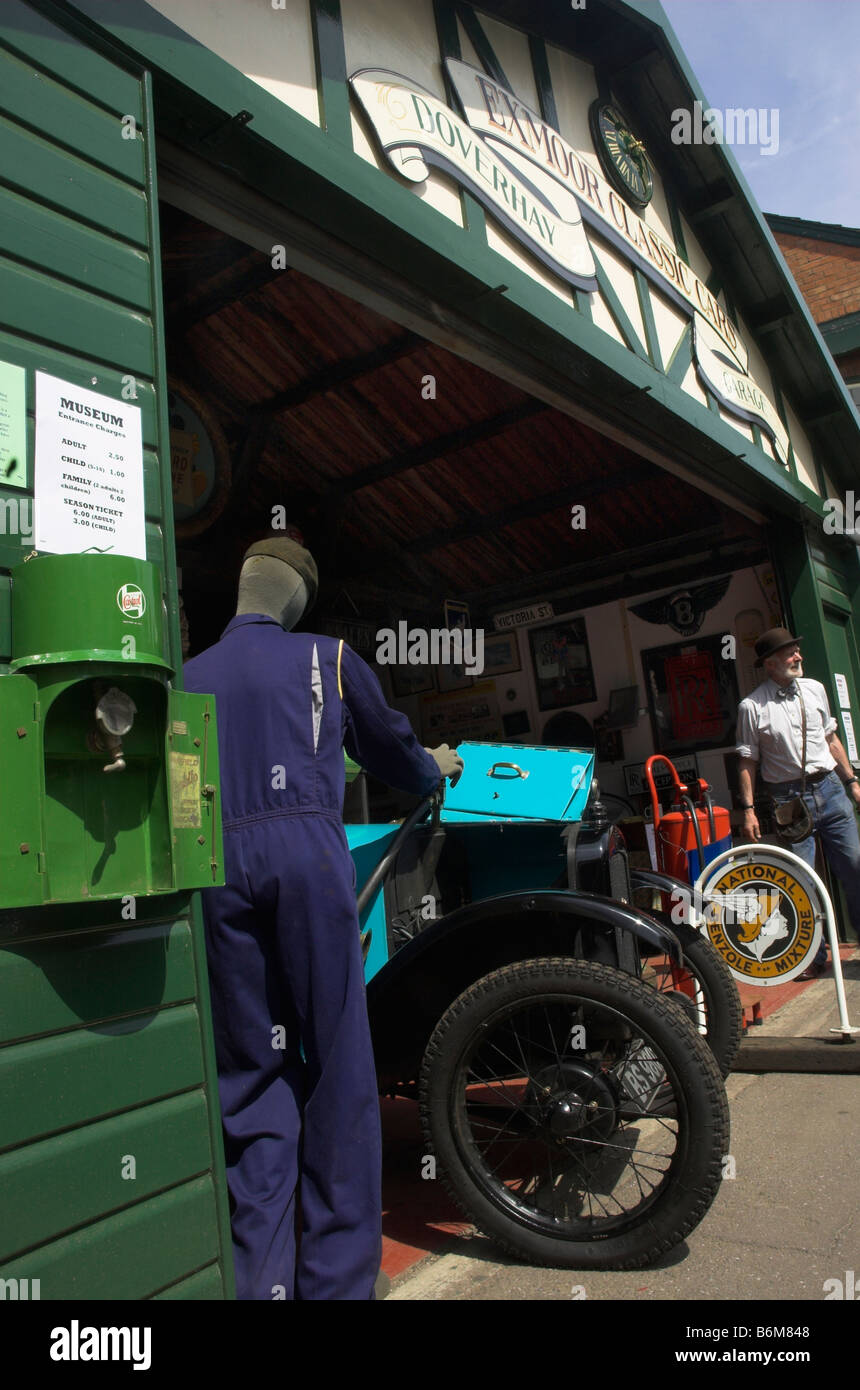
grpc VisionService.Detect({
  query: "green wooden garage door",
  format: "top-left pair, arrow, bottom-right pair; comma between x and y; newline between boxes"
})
774,526 -> 860,727
0,0 -> 233,1299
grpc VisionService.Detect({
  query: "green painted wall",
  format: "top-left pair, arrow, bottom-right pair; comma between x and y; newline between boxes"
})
772,526 -> 860,718
0,1 -> 233,1298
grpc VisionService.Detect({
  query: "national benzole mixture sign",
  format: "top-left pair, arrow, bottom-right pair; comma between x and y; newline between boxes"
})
696,849 -> 823,985
350,61 -> 790,466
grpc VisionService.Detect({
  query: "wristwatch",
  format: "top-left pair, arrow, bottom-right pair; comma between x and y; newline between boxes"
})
844,777 -> 859,788
740,803 -> 755,810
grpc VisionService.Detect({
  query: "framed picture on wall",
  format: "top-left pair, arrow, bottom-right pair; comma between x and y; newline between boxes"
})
596,726 -> 624,762
529,616 -> 596,711
482,632 -> 521,676
421,681 -> 503,742
390,665 -> 434,698
641,634 -> 740,756
436,664 -> 473,694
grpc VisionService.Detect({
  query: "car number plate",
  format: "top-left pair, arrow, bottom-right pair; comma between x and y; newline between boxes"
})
618,1045 -> 666,1109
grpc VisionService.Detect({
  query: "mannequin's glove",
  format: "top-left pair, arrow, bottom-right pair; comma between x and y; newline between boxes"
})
425,743 -> 464,785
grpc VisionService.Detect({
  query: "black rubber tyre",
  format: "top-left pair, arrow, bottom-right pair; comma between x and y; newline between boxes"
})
640,919 -> 743,1078
419,958 -> 729,1270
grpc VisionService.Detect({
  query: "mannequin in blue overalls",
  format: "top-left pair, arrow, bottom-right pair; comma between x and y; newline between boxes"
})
184,538 -> 463,1300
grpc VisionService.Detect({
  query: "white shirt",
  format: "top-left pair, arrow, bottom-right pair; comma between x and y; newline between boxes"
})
735,677 -> 837,784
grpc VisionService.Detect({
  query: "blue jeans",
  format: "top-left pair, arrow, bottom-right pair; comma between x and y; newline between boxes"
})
769,770 -> 860,962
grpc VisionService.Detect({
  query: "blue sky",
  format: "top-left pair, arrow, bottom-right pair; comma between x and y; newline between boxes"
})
660,0 -> 860,227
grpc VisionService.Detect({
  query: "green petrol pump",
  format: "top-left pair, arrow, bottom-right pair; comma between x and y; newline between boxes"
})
0,553 -> 223,906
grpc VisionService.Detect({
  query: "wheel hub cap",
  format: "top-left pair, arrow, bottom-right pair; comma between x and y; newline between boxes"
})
529,1063 -> 617,1144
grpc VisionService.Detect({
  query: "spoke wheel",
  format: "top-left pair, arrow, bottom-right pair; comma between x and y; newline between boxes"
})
420,958 -> 728,1269
639,918 -> 743,1077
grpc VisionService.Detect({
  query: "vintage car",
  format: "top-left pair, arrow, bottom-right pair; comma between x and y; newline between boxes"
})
346,740 -> 738,1270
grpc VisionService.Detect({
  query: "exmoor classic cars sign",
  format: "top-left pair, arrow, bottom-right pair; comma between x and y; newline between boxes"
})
350,60 -> 790,466
350,67 -> 598,291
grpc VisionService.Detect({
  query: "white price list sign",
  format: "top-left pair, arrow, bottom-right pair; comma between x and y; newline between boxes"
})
841,710 -> 858,763
35,373 -> 145,560
834,673 -> 851,710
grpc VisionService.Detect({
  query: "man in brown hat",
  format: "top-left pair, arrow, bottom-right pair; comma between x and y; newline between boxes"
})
735,627 -> 860,976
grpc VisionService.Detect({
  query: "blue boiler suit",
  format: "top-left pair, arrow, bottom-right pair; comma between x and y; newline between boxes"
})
184,615 -> 440,1300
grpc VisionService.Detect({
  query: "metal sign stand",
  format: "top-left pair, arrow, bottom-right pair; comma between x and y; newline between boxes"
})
693,843 -> 859,1041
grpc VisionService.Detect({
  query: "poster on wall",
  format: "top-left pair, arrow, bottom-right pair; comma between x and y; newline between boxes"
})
0,360 -> 27,489
321,619 -> 377,657
529,616 -> 596,711
624,755 -> 699,797
834,673 -> 851,710
734,606 -> 765,697
641,635 -> 740,756
755,564 -> 783,629
841,710 -> 858,762
169,378 -> 231,538
34,372 -> 145,559
391,664 -> 434,697
421,681 -> 503,744
595,726 -> 624,762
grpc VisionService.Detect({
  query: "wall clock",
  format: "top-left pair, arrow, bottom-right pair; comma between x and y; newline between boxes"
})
589,101 -> 653,209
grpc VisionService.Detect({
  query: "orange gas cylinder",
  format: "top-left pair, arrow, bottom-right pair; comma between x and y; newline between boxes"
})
656,804 -> 712,881
645,755 -> 732,883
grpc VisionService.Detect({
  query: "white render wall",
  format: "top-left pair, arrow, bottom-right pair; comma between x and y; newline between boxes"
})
146,0 -> 320,127
519,564 -> 777,809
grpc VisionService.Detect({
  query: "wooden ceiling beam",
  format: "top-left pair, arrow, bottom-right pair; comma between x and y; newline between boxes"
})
410,463 -> 659,553
466,524 -> 729,610
167,258 -> 286,336
333,462 -> 663,594
333,399 -> 548,497
251,331 -> 421,416
475,539 -> 768,623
